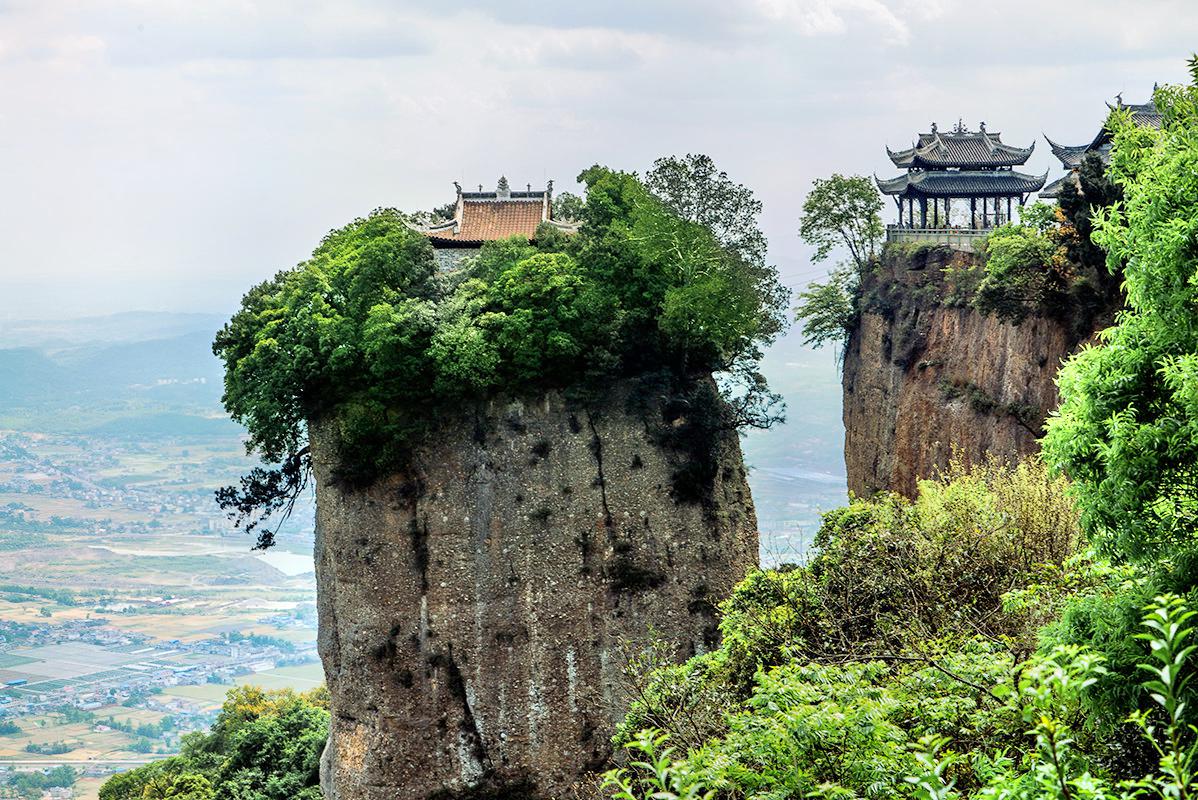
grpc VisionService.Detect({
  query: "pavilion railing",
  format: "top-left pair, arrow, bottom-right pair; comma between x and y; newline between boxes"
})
885,225 -> 993,253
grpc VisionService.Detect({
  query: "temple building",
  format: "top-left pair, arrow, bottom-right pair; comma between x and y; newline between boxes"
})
418,177 -> 577,270
877,121 -> 1045,251
1042,97 -> 1163,200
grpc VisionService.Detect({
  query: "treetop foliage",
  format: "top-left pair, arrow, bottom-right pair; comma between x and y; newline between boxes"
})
214,158 -> 788,544
798,173 -> 884,271
99,686 -> 328,800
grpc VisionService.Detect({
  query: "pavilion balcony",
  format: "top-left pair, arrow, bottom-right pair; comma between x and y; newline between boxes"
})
885,224 -> 992,253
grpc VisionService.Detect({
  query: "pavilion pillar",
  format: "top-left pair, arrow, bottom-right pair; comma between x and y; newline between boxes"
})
920,197 -> 927,228
970,197 -> 976,229
945,198 -> 951,227
1007,196 -> 1012,224
898,200 -> 903,226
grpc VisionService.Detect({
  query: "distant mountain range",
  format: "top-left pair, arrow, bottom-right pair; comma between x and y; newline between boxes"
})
0,312 -> 229,435
0,311 -> 227,350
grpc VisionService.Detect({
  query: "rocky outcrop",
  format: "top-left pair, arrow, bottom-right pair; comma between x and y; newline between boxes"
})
842,245 -> 1106,498
313,381 -> 758,799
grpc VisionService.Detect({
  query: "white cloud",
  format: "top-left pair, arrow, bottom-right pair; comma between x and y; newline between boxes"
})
0,0 -> 1195,317
752,0 -> 913,43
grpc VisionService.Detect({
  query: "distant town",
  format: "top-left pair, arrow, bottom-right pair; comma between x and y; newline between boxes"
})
0,420 -> 319,798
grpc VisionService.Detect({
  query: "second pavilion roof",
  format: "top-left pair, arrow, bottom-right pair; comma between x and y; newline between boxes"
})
887,122 -> 1035,170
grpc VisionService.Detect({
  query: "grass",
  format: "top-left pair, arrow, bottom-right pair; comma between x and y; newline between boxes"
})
0,654 -> 38,669
161,662 -> 325,708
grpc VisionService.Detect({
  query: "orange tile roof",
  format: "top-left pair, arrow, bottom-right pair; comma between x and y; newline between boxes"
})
427,199 -> 546,244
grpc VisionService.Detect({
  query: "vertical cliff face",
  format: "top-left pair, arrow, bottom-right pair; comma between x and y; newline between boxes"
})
313,381 -> 758,800
842,246 -> 1103,498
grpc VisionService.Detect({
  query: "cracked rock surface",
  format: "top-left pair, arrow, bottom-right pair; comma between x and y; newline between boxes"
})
842,246 -> 1109,498
313,384 -> 758,799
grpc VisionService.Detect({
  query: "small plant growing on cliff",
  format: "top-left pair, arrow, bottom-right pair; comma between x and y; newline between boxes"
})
213,159 -> 789,544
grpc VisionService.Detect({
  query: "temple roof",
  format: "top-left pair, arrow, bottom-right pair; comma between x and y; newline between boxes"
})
1112,100 -> 1164,130
887,123 -> 1035,169
420,178 -> 577,247
1039,172 -> 1078,201
876,169 -> 1047,198
1045,97 -> 1163,169
1045,136 -> 1091,169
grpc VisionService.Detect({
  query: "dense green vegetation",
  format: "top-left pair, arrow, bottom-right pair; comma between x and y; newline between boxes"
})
606,61 -> 1198,800
99,686 -> 328,800
1044,67 -> 1198,558
603,458 -> 1091,798
214,158 -> 788,545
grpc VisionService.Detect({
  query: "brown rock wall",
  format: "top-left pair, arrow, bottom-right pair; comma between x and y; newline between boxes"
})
842,246 -> 1097,498
313,383 -> 758,799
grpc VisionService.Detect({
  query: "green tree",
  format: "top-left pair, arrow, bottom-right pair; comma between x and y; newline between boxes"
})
973,222 -> 1063,323
482,251 -> 617,385
798,173 -> 884,270
1045,64 -> 1198,558
141,773 -> 213,800
793,264 -> 858,348
100,688 -> 328,800
645,153 -> 769,268
793,174 -> 884,350
552,190 -> 584,221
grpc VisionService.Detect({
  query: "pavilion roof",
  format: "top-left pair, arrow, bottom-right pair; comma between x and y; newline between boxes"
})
887,124 -> 1035,169
876,169 -> 1047,198
1039,173 -> 1078,201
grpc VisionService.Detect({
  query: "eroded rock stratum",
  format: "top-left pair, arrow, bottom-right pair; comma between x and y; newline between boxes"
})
313,383 -> 758,799
842,245 -> 1111,498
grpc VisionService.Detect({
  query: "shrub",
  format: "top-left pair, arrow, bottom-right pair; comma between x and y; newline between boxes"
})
608,457 -> 1086,797
973,223 -> 1065,323
100,687 -> 328,800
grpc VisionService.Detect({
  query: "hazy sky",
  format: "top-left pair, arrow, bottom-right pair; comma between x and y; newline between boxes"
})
1,0 -> 1194,319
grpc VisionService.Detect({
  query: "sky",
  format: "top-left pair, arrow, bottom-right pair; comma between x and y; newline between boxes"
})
0,0 -> 1195,319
